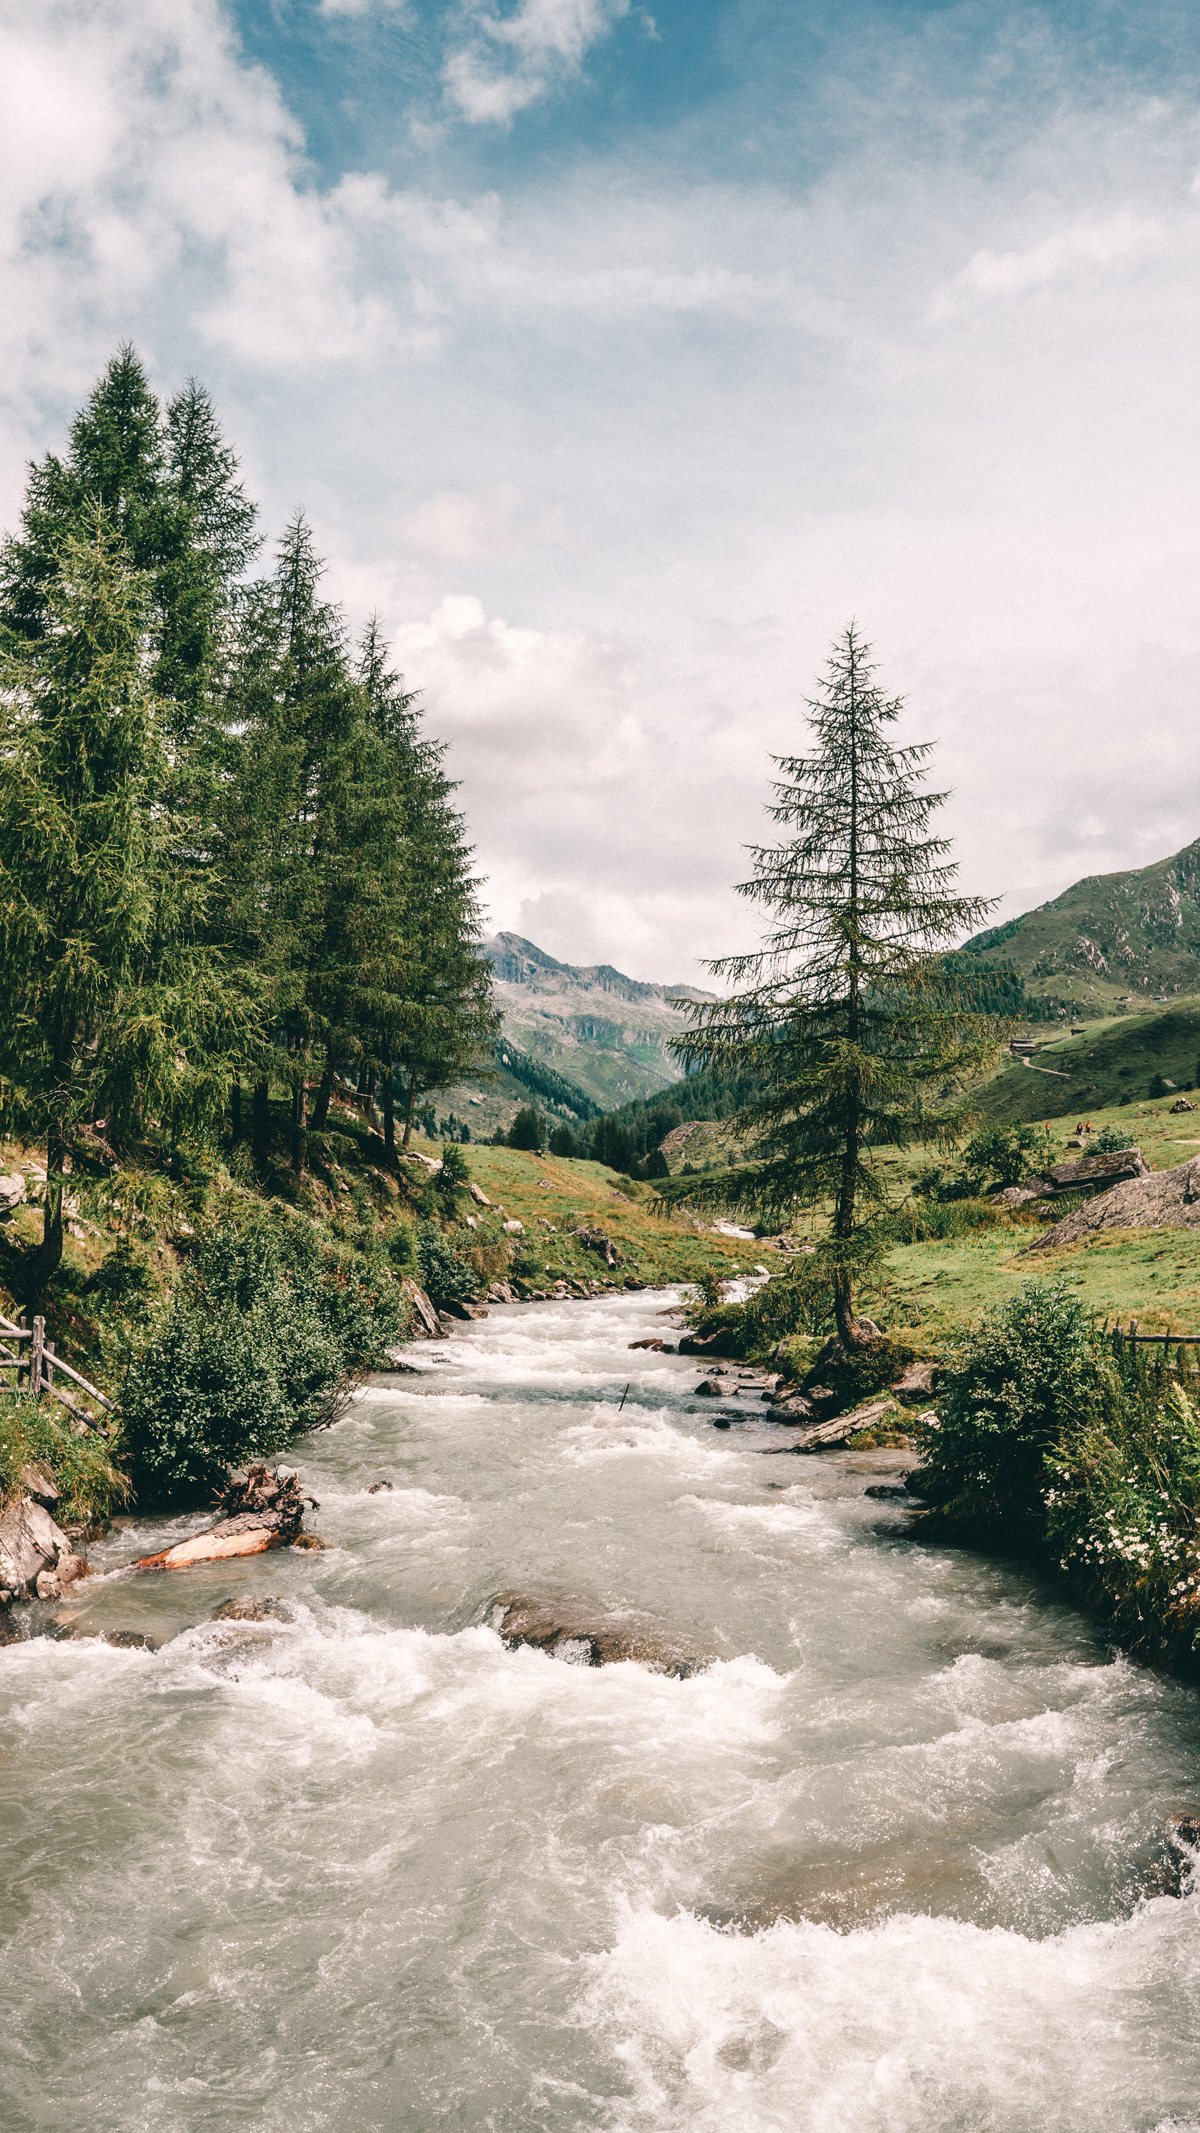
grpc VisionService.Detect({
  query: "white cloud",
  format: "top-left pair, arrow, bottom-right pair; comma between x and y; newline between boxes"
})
444,0 -> 630,124
932,210 -> 1171,315
6,4 -> 1200,978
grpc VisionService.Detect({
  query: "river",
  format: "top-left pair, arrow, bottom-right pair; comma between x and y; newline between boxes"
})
3,1287 -> 1200,2131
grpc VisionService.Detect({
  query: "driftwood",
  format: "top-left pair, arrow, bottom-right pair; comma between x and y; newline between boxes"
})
134,1464 -> 316,1573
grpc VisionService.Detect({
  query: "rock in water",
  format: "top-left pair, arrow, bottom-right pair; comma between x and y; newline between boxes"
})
0,1495 -> 90,1604
489,1590 -> 704,1675
401,1277 -> 441,1338
210,1595 -> 288,1622
134,1464 -> 316,1572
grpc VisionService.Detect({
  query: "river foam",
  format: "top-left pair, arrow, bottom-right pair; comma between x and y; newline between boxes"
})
3,1286 -> 1200,2129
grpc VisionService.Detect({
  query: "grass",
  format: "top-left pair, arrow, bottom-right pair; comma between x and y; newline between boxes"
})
0,1392 -> 127,1527
456,1144 -> 778,1287
975,999 -> 1200,1124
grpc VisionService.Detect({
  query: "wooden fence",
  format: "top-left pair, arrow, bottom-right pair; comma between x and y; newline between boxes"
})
0,1312 -> 112,1428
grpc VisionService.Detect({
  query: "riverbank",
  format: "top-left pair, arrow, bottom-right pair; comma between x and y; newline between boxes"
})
3,1287 -> 1199,2132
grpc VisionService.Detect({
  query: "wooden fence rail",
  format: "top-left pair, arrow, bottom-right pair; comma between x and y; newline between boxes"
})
0,1312 -> 112,1426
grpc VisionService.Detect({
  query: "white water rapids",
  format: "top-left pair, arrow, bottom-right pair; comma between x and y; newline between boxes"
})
4,1287 -> 1200,2131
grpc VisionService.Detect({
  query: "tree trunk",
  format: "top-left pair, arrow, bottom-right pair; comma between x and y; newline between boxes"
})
829,643 -> 876,1351
311,1053 -> 333,1132
291,1075 -> 308,1175
230,1079 -> 242,1140
252,1078 -> 271,1170
382,1064 -> 395,1160
402,1070 -> 418,1148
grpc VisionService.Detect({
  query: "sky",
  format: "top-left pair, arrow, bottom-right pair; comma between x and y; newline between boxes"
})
4,1 -> 1200,980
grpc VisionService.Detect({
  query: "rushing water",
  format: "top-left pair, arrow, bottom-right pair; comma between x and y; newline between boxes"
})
4,1287 -> 1200,2132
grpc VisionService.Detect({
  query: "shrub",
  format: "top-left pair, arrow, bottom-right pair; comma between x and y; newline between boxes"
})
119,1203 -> 404,1504
415,1222 -> 476,1309
961,1122 -> 1038,1190
0,1393 -> 128,1526
1042,1357 -> 1200,1658
1150,1072 -> 1169,1099
436,1142 -> 471,1204
918,1279 -> 1103,1534
1093,1122 -> 1137,1153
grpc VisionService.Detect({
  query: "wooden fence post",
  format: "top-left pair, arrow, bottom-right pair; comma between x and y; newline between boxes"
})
30,1316 -> 44,1401
1130,1317 -> 1138,1362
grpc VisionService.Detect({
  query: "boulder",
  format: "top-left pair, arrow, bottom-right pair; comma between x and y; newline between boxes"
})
468,1183 -> 491,1206
489,1590 -> 704,1676
694,1379 -> 724,1397
891,1359 -> 937,1397
502,1218 -> 525,1236
0,1496 -> 89,1604
1025,1153 -> 1200,1252
401,1277 -> 441,1337
629,1337 -> 667,1351
1171,1099 -> 1197,1115
210,1595 -> 288,1622
677,1331 -> 737,1358
20,1462 -> 58,1507
0,1173 -> 26,1214
994,1147 -> 1151,1207
572,1227 -> 620,1268
134,1464 -> 315,1573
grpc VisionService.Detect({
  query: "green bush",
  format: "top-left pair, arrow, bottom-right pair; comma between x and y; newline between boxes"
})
918,1279 -> 1103,1535
1092,1122 -> 1137,1153
415,1222 -> 476,1309
119,1203 -> 404,1505
437,1142 -> 471,1203
1150,1072 -> 1169,1099
961,1122 -> 1038,1190
1042,1354 -> 1200,1660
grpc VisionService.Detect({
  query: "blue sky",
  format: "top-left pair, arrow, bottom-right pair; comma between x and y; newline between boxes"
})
3,0 -> 1200,976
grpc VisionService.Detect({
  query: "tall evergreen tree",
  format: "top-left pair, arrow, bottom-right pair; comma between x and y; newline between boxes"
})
354,626 -> 497,1149
0,348 -> 257,751
674,625 -> 997,1346
0,517 -> 227,1306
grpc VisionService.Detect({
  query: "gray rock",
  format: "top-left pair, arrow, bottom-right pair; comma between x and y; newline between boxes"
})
210,1596 -> 288,1623
401,1277 -> 441,1337
1025,1152 -> 1200,1252
0,1497 -> 87,1603
0,1173 -> 26,1213
490,1590 -> 704,1676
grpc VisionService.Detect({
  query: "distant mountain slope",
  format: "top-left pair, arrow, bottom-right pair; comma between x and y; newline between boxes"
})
955,837 -> 1200,1016
481,933 -> 713,1110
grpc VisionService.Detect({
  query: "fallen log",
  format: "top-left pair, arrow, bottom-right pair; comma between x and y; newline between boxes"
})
134,1464 -> 316,1573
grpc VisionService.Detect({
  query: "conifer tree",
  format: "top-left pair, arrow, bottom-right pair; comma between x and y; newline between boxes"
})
0,518 -> 225,1305
674,625 -> 997,1346
0,349 -> 257,748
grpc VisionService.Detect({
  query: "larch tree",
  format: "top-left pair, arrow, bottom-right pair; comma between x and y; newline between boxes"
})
673,625 -> 998,1347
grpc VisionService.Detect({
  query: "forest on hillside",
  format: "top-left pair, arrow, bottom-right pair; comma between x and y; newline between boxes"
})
0,350 -> 496,1311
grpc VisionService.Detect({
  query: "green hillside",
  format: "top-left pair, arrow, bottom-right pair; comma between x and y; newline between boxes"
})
953,836 -> 1200,1018
976,999 -> 1200,1123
